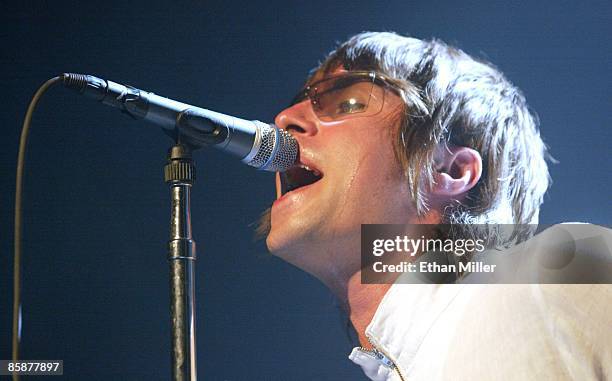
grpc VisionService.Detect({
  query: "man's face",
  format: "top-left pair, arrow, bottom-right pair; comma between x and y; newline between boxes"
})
267,70 -> 418,278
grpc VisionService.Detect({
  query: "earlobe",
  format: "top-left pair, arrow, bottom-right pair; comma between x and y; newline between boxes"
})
432,145 -> 482,197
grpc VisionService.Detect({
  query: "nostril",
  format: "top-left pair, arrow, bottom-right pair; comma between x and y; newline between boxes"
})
285,124 -> 306,134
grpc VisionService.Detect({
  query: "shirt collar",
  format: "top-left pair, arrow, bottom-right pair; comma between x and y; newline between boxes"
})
359,273 -> 463,376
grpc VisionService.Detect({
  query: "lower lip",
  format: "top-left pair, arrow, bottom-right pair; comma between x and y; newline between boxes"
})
272,181 -> 320,210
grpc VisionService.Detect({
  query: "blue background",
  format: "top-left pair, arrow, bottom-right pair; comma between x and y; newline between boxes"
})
1,0 -> 610,379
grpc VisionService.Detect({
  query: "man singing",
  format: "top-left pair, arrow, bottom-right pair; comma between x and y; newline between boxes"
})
262,32 -> 610,380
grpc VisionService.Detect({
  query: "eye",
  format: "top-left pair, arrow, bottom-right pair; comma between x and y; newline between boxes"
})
337,98 -> 367,114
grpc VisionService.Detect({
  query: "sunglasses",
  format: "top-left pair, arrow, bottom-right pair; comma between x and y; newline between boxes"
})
290,71 -> 398,121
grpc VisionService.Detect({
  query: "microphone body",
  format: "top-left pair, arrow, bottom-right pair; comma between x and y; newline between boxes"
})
62,73 -> 297,172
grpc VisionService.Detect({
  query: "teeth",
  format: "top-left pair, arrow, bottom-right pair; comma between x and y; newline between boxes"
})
299,164 -> 321,177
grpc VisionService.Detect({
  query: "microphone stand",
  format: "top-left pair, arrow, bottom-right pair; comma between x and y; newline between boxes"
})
164,142 -> 198,381
58,73 -> 297,380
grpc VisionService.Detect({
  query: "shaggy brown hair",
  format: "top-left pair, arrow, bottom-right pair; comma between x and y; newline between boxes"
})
309,32 -> 551,250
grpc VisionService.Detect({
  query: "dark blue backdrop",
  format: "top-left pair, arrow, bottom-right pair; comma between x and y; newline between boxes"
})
1,0 -> 610,379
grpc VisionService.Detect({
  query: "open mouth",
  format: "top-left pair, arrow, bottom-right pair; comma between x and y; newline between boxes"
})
280,164 -> 323,196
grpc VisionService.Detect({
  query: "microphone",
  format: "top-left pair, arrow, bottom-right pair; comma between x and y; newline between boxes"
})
61,73 -> 297,172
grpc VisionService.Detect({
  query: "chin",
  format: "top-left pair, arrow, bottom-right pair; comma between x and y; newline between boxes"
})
266,223 -> 324,273
266,224 -> 305,257
265,229 -> 284,255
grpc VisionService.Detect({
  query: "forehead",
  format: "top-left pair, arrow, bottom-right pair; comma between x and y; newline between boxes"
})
307,65 -> 348,86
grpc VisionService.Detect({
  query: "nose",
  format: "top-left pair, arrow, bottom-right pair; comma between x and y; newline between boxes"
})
274,100 -> 319,137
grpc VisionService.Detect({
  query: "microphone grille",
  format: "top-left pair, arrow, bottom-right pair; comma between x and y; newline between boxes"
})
247,124 -> 298,172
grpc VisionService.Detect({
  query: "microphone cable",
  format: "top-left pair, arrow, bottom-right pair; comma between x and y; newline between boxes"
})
12,76 -> 62,381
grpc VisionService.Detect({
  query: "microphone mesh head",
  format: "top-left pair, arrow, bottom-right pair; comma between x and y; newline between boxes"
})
247,124 -> 298,172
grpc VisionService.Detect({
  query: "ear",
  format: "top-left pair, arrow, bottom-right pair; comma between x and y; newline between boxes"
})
431,144 -> 482,197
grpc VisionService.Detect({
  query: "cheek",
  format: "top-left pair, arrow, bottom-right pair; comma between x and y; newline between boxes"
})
346,128 -> 401,177
331,129 -> 407,205
354,154 -> 405,199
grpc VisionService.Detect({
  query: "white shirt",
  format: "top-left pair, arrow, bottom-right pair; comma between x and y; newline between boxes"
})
349,224 -> 612,381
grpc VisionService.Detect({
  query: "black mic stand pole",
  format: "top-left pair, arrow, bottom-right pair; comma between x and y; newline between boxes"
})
164,142 -> 198,381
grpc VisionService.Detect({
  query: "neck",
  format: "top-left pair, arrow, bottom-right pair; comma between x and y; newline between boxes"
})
325,242 -> 430,347
318,267 -> 392,348
317,216 -> 442,348
346,271 -> 392,348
